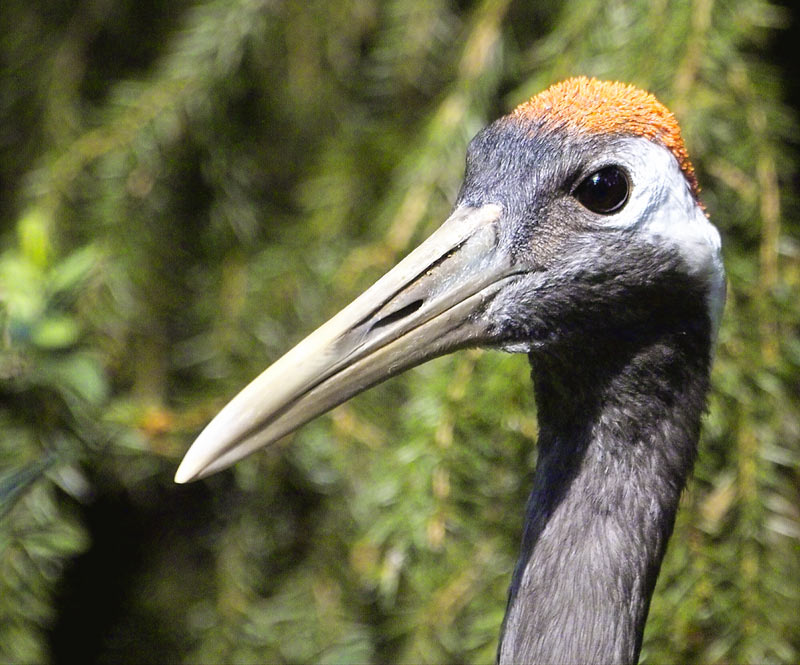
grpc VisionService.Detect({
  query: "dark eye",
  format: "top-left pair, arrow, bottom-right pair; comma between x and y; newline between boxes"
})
573,165 -> 630,214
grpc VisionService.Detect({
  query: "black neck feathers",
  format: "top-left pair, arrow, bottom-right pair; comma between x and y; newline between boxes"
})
497,295 -> 712,665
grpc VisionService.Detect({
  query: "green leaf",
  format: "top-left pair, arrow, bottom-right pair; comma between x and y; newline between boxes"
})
16,207 -> 53,270
0,454 -> 55,520
31,316 -> 80,349
44,352 -> 109,405
48,246 -> 100,295
0,254 -> 45,323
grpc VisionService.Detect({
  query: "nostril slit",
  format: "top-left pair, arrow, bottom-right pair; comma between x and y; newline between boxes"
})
370,300 -> 424,331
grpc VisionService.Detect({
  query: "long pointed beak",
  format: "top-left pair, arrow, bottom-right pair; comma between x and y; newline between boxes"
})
175,204 -> 515,483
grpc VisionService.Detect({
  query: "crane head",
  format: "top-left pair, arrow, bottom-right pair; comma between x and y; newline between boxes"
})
175,77 -> 724,483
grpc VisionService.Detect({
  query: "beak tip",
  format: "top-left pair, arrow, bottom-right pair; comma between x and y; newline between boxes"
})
174,456 -> 202,484
174,416 -> 236,484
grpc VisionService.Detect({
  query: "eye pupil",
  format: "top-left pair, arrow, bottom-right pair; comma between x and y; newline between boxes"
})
574,165 -> 630,214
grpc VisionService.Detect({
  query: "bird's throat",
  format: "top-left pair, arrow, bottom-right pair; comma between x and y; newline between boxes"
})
497,324 -> 712,665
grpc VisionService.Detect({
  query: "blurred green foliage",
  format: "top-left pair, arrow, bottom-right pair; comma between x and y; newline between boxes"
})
1,0 -> 798,663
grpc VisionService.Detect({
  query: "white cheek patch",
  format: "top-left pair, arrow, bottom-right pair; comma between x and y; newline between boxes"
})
606,139 -> 726,343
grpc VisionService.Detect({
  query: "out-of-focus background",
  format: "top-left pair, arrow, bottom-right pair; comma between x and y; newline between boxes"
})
1,1 -> 798,663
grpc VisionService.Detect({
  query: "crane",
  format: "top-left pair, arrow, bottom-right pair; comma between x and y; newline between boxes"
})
175,77 -> 725,664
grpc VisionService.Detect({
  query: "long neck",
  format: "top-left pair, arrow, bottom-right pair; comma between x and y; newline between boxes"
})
497,322 -> 712,665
